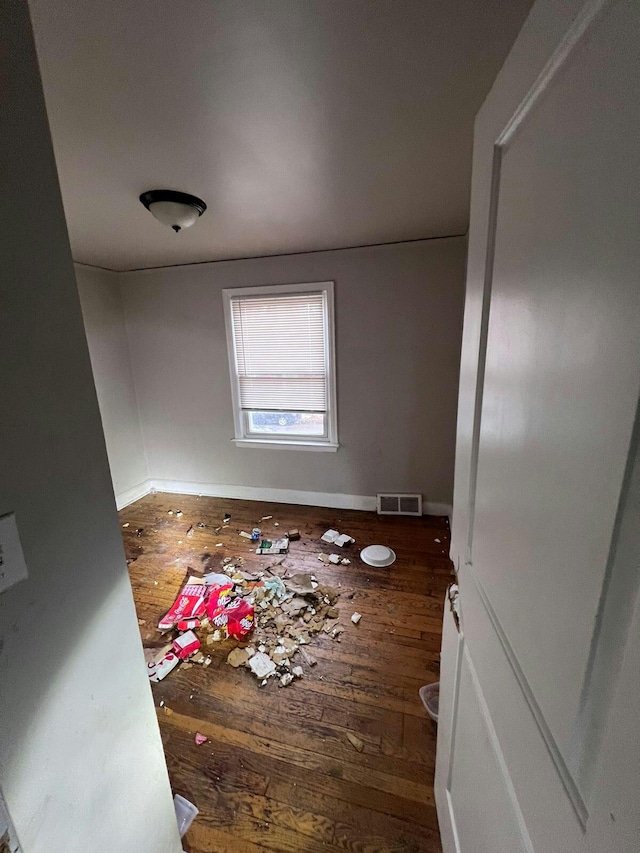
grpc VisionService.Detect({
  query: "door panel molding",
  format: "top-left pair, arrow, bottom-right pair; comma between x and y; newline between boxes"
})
448,644 -> 535,852
466,0 -> 611,561
464,561 -> 589,825
462,0 -> 617,829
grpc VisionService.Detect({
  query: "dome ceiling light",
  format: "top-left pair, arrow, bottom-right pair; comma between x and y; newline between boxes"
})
139,189 -> 207,233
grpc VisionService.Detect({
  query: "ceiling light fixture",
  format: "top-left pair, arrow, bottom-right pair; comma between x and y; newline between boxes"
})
139,189 -> 207,233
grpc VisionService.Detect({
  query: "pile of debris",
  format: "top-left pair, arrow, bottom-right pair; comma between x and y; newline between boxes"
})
144,526 -> 352,688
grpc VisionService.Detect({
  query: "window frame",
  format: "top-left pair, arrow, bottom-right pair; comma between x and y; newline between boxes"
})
222,280 -> 338,451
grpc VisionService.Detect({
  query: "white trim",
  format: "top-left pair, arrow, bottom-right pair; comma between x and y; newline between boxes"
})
115,479 -> 152,510
232,439 -> 339,452
144,478 -> 451,517
150,479 -> 375,511
425,501 -> 453,517
222,280 -> 338,449
113,477 -> 450,517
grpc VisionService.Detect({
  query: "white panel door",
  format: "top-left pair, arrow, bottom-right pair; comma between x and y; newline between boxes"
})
436,0 -> 640,851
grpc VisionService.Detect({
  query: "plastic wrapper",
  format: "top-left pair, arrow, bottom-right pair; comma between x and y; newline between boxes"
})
225,598 -> 255,638
205,582 -> 234,620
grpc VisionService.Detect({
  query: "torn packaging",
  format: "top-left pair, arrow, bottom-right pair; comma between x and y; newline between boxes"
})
224,598 -> 255,639
256,537 -> 289,555
205,583 -> 234,620
226,647 -> 251,668
284,573 -> 317,595
173,630 -> 201,659
145,645 -> 180,682
158,584 -> 208,630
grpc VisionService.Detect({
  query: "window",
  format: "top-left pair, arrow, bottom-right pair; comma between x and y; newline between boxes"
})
223,281 -> 338,450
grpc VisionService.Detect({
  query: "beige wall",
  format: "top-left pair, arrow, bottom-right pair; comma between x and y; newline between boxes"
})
0,2 -> 180,850
118,237 -> 466,508
76,264 -> 149,504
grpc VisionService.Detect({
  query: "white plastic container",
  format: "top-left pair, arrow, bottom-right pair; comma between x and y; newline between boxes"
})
174,794 -> 199,838
419,682 -> 439,722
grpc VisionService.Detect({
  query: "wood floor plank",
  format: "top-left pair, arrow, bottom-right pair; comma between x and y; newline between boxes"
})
122,493 -> 450,853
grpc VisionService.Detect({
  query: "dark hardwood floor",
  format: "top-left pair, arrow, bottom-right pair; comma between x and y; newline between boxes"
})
121,493 -> 452,853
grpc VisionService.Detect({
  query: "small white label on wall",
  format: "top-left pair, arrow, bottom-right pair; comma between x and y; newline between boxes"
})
0,513 -> 28,595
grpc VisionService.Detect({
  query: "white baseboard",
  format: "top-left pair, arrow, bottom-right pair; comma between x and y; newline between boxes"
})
115,479 -> 152,510
149,478 -> 376,511
425,501 -> 453,517
140,478 -> 451,517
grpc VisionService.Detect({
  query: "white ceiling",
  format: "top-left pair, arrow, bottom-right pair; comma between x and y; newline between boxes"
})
29,0 -> 532,271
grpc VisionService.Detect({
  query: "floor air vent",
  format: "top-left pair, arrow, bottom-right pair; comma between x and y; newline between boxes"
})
377,493 -> 422,516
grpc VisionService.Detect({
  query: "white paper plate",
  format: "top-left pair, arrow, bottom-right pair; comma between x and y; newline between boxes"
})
360,545 -> 397,567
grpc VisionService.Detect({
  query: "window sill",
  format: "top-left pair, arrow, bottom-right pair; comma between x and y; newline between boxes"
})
232,439 -> 339,452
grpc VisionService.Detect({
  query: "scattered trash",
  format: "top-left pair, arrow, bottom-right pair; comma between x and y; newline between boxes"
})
223,598 -> 255,639
122,522 -> 130,528
194,732 -> 208,746
145,646 -> 180,682
321,529 -> 340,544
261,515 -> 272,521
138,618 -> 146,625
159,584 -> 209,631
249,652 -> 277,679
346,732 -> 364,752
175,510 -> 183,518
163,706 -> 173,715
351,612 -> 362,625
177,618 -> 201,631
136,528 -> 144,537
186,525 -> 194,537
360,545 -> 396,567
434,538 -> 441,544
227,647 -> 251,668
142,510 -> 347,689
288,529 -> 301,541
203,571 -> 233,586
256,537 -> 289,555
419,682 -> 439,722
251,527 -> 261,541
197,522 -> 206,529
173,630 -> 201,659
321,529 -> 354,546
206,583 -> 234,620
284,573 -> 317,595
223,513 -> 231,522
299,647 -> 317,667
174,794 -> 199,838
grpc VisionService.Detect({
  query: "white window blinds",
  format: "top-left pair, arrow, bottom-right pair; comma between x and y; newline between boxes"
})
230,291 -> 328,412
